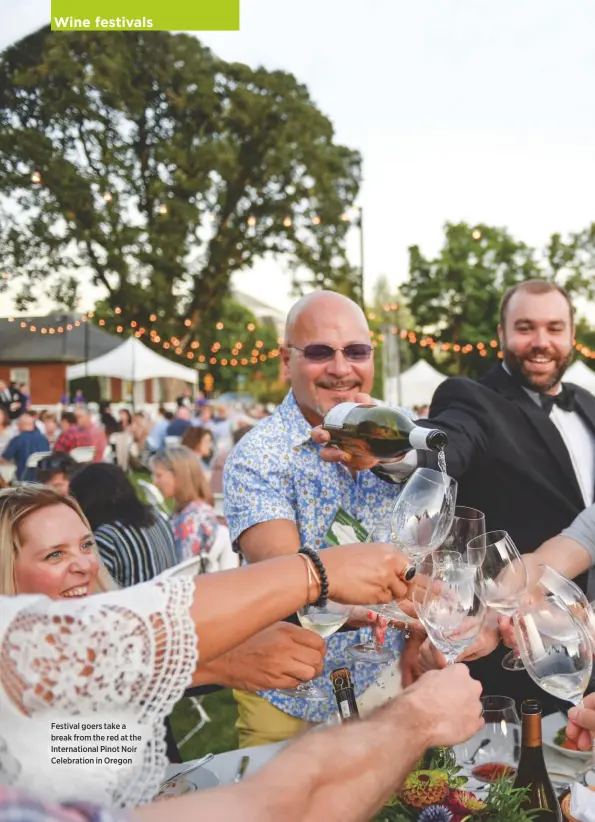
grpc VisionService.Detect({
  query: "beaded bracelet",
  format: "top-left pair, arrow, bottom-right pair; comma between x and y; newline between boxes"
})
299,546 -> 329,607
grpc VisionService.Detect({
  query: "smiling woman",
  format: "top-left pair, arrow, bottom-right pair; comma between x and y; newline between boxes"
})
0,485 -> 116,597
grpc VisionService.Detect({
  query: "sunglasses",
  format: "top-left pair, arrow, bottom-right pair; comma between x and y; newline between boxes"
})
287,343 -> 373,363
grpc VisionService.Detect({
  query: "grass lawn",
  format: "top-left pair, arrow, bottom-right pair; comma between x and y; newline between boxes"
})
169,690 -> 239,760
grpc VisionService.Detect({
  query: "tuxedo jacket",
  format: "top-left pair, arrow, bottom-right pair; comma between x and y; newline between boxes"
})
419,363 -> 595,709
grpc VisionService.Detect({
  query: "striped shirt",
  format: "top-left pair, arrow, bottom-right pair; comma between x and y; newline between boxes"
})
94,509 -> 179,588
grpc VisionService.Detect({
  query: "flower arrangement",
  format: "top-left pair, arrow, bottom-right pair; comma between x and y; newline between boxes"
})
372,748 -> 538,822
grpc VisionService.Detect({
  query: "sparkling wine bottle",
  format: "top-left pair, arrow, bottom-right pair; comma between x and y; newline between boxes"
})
322,402 -> 447,461
513,699 -> 562,821
330,667 -> 360,722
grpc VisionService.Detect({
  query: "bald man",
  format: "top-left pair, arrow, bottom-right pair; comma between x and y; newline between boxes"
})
224,291 -> 412,747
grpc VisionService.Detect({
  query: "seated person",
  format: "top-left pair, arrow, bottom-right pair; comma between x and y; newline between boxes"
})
54,411 -> 93,454
181,425 -> 214,477
35,452 -> 78,496
69,463 -> 179,587
0,411 -> 50,481
151,445 -> 234,570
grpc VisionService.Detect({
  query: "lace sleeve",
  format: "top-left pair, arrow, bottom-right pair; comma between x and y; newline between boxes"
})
0,578 -> 198,807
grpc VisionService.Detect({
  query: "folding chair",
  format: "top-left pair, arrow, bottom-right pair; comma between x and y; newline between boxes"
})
70,446 -> 96,463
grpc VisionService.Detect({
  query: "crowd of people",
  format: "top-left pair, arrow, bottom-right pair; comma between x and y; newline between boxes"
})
1,279 -> 595,822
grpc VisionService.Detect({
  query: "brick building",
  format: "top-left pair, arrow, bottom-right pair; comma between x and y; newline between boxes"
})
0,314 -> 158,405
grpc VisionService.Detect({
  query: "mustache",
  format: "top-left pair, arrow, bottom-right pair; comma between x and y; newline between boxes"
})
315,380 -> 362,390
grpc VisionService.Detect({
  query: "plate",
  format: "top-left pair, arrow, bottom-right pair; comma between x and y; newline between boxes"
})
542,711 -> 590,760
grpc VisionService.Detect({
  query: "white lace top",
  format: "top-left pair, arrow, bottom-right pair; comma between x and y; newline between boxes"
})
0,578 -> 197,807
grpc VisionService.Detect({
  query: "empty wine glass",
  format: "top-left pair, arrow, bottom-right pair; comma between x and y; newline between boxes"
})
369,468 -> 458,623
514,593 -> 593,709
413,551 -> 486,665
442,506 -> 486,567
537,565 -> 595,654
470,530 -> 528,671
281,600 -> 354,700
347,521 -> 397,663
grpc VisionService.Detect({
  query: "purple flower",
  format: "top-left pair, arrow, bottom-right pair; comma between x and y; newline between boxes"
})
418,805 -> 453,822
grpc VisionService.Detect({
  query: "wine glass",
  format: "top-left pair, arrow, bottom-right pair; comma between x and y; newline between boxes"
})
514,593 -> 593,709
369,467 -> 458,622
347,521 -> 397,663
442,506 -> 486,567
458,695 -> 520,785
537,565 -> 595,654
470,530 -> 528,671
413,551 -> 487,665
280,600 -> 354,700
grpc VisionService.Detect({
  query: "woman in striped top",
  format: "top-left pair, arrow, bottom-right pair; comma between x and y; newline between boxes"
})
69,463 -> 179,587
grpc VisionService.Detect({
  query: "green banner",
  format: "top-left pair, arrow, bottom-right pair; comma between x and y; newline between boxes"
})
51,0 -> 239,31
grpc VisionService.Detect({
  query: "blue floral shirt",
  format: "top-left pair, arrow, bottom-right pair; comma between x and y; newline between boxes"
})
224,390 -> 404,721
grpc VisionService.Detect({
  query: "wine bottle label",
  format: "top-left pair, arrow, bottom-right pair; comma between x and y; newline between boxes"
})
324,402 -> 360,428
339,699 -> 353,720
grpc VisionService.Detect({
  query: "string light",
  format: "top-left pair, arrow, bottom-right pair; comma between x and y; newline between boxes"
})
31,171 -> 42,184
472,229 -> 483,241
283,217 -> 292,228
312,216 -> 321,226
247,216 -> 256,227
157,204 -> 168,215
103,192 -> 113,203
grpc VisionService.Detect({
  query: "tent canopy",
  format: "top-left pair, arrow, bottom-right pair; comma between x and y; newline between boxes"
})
565,360 -> 595,394
384,359 -> 447,409
66,336 -> 198,384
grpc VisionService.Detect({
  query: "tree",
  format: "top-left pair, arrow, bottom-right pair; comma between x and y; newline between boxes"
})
402,221 -> 595,378
92,295 -> 280,394
0,27 -> 362,338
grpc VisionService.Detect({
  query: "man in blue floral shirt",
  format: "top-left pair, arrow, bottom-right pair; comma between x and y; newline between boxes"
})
225,290 -> 415,747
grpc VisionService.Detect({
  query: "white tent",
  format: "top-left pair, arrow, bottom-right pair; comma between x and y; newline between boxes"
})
565,360 -> 595,395
66,336 -> 198,385
384,359 -> 447,409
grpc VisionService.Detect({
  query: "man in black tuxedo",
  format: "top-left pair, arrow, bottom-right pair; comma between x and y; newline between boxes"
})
410,280 -> 595,708
314,279 -> 595,710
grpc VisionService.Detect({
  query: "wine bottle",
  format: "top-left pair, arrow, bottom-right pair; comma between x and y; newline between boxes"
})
513,699 -> 562,821
330,667 -> 360,722
322,402 -> 447,461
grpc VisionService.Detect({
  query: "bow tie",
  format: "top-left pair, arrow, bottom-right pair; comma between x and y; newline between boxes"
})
540,385 -> 577,414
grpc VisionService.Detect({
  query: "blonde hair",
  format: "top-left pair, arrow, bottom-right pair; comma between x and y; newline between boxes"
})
0,484 -> 117,596
151,445 -> 214,511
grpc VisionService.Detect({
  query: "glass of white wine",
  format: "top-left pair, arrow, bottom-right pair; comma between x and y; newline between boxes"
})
413,551 -> 486,665
470,530 -> 528,671
514,592 -> 593,708
281,600 -> 354,700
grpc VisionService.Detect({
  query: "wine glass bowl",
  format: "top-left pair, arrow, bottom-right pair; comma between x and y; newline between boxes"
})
537,565 -> 595,655
390,467 -> 458,562
281,600 -> 353,700
413,551 -> 486,666
514,594 -> 593,707
442,506 -> 486,567
458,695 -> 520,785
470,530 -> 528,671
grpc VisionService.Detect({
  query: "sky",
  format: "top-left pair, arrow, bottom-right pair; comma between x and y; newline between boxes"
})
2,0 -> 595,320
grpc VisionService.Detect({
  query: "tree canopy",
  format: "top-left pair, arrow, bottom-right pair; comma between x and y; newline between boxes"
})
0,27 -> 362,339
403,221 -> 595,377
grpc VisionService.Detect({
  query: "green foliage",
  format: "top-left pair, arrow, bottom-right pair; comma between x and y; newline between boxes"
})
481,778 -> 539,822
0,27 -> 362,329
403,221 -> 595,378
